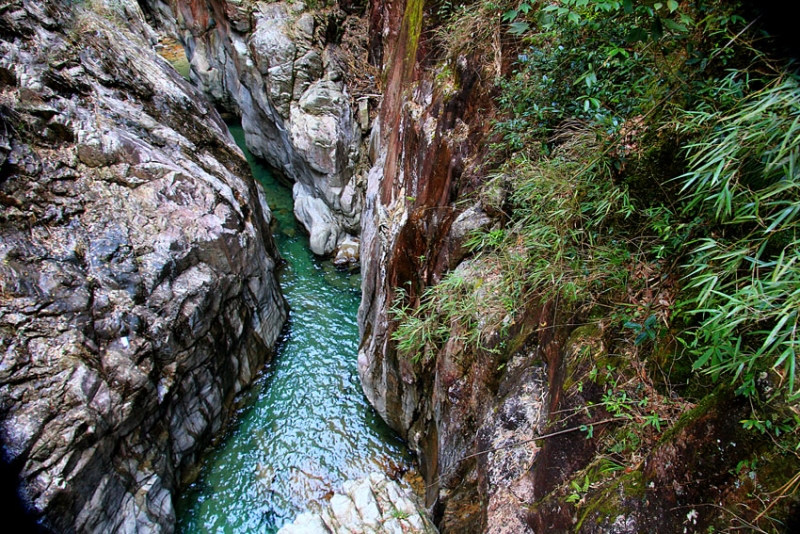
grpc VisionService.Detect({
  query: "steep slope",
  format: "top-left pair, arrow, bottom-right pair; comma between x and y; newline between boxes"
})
142,0 -> 371,257
358,0 -> 800,533
0,0 -> 287,531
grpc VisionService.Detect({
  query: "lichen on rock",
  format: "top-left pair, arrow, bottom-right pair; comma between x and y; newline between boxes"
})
0,0 -> 287,531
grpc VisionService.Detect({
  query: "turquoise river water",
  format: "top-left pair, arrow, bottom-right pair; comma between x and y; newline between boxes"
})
176,124 -> 411,533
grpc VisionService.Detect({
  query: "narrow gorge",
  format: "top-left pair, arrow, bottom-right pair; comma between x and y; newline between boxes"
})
2,0 -> 800,533
176,122 -> 415,532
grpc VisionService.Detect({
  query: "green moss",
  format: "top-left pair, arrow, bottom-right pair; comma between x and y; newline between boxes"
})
567,324 -> 603,346
656,384 -> 730,445
563,324 -> 604,391
502,311 -> 540,358
402,0 -> 424,76
381,0 -> 424,89
577,470 -> 645,530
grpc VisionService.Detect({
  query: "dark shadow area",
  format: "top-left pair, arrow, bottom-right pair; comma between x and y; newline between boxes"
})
0,443 -> 51,534
746,0 -> 800,62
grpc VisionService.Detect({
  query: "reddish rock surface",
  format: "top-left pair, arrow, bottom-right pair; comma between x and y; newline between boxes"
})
355,1 -> 800,533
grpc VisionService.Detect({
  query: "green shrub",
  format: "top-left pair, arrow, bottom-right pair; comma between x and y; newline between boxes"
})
393,0 -> 799,408
677,76 -> 800,401
392,127 -> 635,362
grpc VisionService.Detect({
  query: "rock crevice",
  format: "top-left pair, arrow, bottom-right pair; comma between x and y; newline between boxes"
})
145,0 -> 368,257
0,1 -> 287,531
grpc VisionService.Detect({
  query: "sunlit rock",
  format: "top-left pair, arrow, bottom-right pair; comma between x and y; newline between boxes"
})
277,473 -> 437,534
0,1 -> 287,531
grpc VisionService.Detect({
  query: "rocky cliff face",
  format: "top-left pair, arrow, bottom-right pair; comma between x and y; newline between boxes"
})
356,0 -> 528,529
0,0 -> 287,531
142,0 -> 371,258
358,2 -> 800,534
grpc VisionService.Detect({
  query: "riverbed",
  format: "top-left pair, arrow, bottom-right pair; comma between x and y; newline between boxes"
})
176,123 -> 412,533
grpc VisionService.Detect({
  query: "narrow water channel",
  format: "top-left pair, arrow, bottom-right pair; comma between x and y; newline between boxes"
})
176,123 -> 412,533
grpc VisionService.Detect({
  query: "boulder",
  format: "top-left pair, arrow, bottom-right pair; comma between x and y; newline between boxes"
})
277,472 -> 438,534
333,236 -> 360,266
291,80 -> 356,181
293,183 -> 342,256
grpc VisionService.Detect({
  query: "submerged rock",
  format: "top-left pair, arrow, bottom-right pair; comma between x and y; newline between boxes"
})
0,0 -> 287,531
333,235 -> 360,267
277,472 -> 437,534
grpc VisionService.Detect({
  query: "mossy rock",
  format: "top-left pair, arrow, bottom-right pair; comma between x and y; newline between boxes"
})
563,324 -> 602,389
577,470 -> 646,531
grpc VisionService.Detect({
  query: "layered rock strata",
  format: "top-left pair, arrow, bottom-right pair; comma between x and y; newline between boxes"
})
143,0 -> 368,257
356,0 -> 551,530
0,0 -> 287,531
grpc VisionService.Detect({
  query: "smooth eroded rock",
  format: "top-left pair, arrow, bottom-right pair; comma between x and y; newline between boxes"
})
277,472 -> 437,534
0,1 -> 288,531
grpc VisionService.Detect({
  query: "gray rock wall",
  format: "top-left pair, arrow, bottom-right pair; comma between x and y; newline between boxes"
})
0,0 -> 287,531
145,0 -> 364,257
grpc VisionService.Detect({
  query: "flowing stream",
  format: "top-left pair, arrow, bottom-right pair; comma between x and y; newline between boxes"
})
176,123 -> 412,533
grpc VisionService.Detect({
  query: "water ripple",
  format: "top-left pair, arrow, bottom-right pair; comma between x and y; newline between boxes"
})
177,124 -> 411,533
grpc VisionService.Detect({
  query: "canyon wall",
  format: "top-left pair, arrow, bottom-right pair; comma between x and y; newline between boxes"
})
355,0 -> 544,529
357,1 -> 800,533
0,0 -> 287,531
143,0 -> 371,258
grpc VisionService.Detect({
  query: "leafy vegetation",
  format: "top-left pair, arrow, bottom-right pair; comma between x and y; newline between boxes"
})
391,0 -> 800,528
397,0 -> 799,400
677,77 -> 800,401
391,255 -> 515,363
